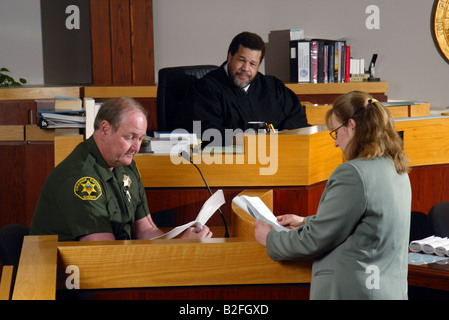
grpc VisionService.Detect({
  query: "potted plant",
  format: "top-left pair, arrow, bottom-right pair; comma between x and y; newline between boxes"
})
0,67 -> 27,87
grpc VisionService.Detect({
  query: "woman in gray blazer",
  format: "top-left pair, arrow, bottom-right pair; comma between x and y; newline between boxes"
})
255,91 -> 411,300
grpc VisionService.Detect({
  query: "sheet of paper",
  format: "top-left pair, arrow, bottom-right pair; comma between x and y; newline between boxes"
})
232,195 -> 290,232
151,189 -> 225,239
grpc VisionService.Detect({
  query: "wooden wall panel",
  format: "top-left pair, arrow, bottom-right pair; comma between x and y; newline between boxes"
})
110,0 -> 133,85
135,98 -> 157,131
90,0 -> 113,85
89,0 -> 155,86
0,101 -> 35,125
0,142 -> 54,228
297,93 -> 387,105
57,284 -> 310,300
0,143 -> 26,227
131,0 -> 155,85
409,165 -> 449,214
24,142 -> 54,226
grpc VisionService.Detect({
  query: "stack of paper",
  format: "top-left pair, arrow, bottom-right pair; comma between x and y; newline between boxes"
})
38,110 -> 85,129
142,137 -> 190,155
141,132 -> 199,155
38,95 -> 86,129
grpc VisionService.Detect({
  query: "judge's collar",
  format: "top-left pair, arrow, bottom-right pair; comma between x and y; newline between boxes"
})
224,63 -> 250,92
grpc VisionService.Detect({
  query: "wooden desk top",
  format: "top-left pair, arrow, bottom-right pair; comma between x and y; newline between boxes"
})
409,256 -> 449,291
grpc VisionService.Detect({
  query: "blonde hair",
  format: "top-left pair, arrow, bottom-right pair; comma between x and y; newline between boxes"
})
325,91 -> 410,174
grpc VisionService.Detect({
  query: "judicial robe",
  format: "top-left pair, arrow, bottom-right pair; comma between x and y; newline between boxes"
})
178,63 -> 309,141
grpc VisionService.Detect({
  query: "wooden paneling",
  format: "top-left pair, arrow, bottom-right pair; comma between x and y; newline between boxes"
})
90,0 -> 112,85
0,101 -> 35,125
286,81 -> 389,104
135,98 -> 158,131
110,0 -> 133,85
0,266 -> 14,300
305,102 -> 430,126
0,125 -> 24,141
134,132 -> 342,188
0,141 -> 53,228
12,236 -> 58,300
57,283 -> 311,300
89,0 -> 155,86
396,117 -> 449,167
83,86 -> 158,98
409,165 -> 449,215
130,0 -> 155,85
0,87 -> 82,101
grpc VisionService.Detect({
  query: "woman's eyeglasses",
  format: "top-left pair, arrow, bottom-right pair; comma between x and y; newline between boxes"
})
329,122 -> 347,140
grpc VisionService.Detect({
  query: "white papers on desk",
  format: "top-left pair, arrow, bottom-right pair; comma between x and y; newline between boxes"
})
410,235 -> 449,257
151,189 -> 225,239
232,195 -> 290,232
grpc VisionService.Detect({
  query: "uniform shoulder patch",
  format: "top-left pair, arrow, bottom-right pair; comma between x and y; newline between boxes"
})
74,177 -> 102,200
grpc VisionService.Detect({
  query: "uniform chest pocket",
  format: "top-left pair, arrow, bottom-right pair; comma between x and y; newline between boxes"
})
105,197 -> 123,223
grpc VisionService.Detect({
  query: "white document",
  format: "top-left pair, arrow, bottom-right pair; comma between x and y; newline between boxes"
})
151,189 -> 225,239
232,195 -> 290,232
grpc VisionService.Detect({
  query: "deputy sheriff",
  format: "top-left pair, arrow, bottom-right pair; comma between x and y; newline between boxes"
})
30,97 -> 212,241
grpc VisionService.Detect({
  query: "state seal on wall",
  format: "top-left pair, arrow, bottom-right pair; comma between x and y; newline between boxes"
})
433,0 -> 449,63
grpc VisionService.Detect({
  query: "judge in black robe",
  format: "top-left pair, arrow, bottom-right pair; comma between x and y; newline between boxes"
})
177,32 -> 309,146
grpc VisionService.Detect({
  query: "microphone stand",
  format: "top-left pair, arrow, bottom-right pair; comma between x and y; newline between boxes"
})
181,151 -> 230,238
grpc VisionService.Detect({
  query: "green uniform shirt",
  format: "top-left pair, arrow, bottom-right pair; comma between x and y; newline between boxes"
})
30,136 -> 149,241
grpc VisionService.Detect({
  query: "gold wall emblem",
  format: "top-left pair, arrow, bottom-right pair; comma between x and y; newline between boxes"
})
434,0 -> 449,62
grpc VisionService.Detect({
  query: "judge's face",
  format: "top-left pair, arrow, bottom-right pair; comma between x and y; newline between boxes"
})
98,109 -> 147,169
227,44 -> 261,89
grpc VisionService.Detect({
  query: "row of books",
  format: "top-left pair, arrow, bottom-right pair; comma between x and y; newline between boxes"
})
290,38 -> 368,83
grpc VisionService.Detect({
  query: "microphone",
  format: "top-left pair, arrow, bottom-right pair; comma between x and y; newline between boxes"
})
180,150 -> 230,238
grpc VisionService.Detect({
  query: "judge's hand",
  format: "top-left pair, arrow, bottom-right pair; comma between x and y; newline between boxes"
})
181,225 -> 213,239
254,220 -> 274,247
276,214 -> 305,230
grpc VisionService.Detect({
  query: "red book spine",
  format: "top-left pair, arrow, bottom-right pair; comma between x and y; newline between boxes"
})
345,45 -> 351,83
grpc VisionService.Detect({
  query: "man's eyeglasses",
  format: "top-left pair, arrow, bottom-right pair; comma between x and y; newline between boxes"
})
329,122 -> 347,140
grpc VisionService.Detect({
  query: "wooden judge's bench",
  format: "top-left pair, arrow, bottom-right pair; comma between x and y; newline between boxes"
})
2,82 -> 449,299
